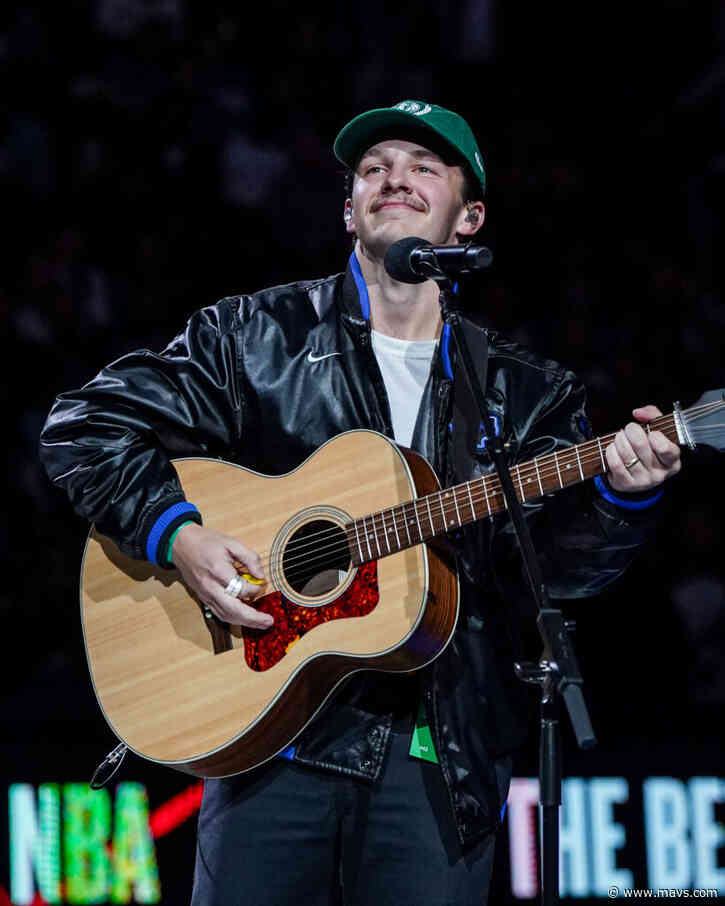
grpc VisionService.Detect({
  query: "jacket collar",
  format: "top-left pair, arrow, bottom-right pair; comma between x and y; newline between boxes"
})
340,252 -> 370,325
339,251 -> 454,380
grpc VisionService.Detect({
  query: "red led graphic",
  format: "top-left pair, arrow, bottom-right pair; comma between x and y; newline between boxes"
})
242,561 -> 380,671
149,782 -> 203,838
0,889 -> 46,906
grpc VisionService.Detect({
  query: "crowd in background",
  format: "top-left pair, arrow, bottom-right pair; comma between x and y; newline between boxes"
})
3,1 -> 724,749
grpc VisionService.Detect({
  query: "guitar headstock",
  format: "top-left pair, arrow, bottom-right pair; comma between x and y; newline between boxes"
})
678,390 -> 725,451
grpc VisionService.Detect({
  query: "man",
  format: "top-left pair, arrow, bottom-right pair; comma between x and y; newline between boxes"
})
40,101 -> 680,905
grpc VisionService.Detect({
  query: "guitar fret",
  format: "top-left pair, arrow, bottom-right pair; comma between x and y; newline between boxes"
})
402,504 -> 412,546
353,519 -> 364,563
425,496 -> 435,534
452,489 -> 462,526
466,482 -> 477,520
371,514 -> 382,558
340,405 -> 694,569
362,515 -> 373,560
482,477 -> 491,515
413,500 -> 423,541
380,510 -> 391,554
534,457 -> 544,495
562,451 -> 575,481
596,437 -> 606,471
391,506 -> 401,550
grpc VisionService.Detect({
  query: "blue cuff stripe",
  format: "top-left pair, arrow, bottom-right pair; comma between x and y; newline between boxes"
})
146,502 -> 200,565
349,252 -> 370,320
594,476 -> 664,511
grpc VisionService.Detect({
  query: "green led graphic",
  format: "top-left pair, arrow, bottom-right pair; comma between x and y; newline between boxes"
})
38,785 -> 62,903
63,784 -> 111,904
9,780 -> 162,904
111,783 -> 160,904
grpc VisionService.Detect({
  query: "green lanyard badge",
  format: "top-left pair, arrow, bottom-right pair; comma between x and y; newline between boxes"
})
409,698 -> 439,764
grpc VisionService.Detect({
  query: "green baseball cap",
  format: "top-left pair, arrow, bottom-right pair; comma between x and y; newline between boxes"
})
333,100 -> 486,196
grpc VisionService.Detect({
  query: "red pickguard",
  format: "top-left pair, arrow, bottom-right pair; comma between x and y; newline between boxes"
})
242,562 -> 380,671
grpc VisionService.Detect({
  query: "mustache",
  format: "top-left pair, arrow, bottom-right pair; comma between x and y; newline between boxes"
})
371,197 -> 425,212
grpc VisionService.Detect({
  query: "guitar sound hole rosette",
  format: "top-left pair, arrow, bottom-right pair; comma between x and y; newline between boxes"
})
271,505 -> 357,607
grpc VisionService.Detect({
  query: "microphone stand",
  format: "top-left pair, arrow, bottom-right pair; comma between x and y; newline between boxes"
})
431,269 -> 597,906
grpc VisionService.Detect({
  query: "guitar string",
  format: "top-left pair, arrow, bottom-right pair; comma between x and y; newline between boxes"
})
241,401 -> 724,582
254,442 -> 647,584
251,438 -> 617,577
250,402 -> 724,577
262,403 -> 725,580
684,401 -> 725,420
249,424 -> 651,567
250,421 -> 667,570
272,397 -> 722,567
274,398 -> 725,565
258,440 -> 722,587
260,398 -> 722,567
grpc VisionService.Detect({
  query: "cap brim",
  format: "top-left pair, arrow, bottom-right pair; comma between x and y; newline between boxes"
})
333,109 -> 458,171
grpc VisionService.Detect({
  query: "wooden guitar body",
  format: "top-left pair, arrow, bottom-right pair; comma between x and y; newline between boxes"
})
81,430 -> 459,778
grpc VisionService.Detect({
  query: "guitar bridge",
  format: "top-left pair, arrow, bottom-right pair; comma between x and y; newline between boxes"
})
199,601 -> 233,654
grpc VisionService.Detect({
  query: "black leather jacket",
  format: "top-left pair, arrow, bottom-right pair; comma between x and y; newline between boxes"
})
40,258 -> 661,847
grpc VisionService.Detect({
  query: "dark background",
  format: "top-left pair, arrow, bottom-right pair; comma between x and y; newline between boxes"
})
2,1 -> 724,902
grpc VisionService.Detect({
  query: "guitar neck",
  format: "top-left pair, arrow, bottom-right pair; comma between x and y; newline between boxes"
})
346,413 -> 679,566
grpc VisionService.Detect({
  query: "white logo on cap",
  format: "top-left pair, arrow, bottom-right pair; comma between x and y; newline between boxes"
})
394,101 -> 432,116
475,151 -> 484,172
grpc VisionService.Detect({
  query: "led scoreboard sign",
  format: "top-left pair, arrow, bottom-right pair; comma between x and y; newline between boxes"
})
3,776 -> 723,904
8,783 -> 160,905
508,777 -> 725,899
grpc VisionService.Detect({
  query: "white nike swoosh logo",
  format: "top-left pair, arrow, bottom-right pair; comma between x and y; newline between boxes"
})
307,351 -> 342,363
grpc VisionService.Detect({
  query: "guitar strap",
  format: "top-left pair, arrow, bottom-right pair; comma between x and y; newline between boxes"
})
409,318 -> 490,766
450,317 -> 490,485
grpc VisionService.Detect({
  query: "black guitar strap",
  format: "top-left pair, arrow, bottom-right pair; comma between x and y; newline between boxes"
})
450,318 -> 490,485
447,318 -> 532,670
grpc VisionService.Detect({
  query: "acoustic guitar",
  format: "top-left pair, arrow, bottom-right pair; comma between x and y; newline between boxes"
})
80,391 -> 724,778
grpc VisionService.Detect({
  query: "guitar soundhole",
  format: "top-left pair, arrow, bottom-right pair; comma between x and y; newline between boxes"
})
282,519 -> 351,596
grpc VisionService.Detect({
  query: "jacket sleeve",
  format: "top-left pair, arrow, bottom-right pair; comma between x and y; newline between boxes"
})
508,368 -> 665,599
39,299 -> 243,566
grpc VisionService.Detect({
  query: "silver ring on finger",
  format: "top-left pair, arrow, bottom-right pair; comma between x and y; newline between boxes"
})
625,456 -> 640,470
224,575 -> 244,598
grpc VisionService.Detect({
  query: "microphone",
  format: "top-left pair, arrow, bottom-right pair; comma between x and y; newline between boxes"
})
384,237 -> 493,284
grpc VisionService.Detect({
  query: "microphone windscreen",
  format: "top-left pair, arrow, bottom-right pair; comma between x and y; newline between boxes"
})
383,237 -> 430,284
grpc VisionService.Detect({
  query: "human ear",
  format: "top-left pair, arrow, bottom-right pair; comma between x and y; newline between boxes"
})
344,199 -> 355,233
459,202 -> 485,236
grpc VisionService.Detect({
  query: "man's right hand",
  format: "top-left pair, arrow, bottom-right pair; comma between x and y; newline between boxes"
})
170,523 -> 273,629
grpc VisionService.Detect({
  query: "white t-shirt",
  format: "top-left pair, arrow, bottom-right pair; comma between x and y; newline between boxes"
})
370,329 -> 438,447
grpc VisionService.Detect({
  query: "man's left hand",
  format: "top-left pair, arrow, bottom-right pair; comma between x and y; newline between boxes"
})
606,405 -> 682,493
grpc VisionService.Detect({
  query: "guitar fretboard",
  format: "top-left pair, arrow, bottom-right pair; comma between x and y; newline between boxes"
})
345,414 -> 678,566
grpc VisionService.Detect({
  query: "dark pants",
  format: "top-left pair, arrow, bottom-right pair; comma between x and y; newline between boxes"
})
191,727 -> 496,906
